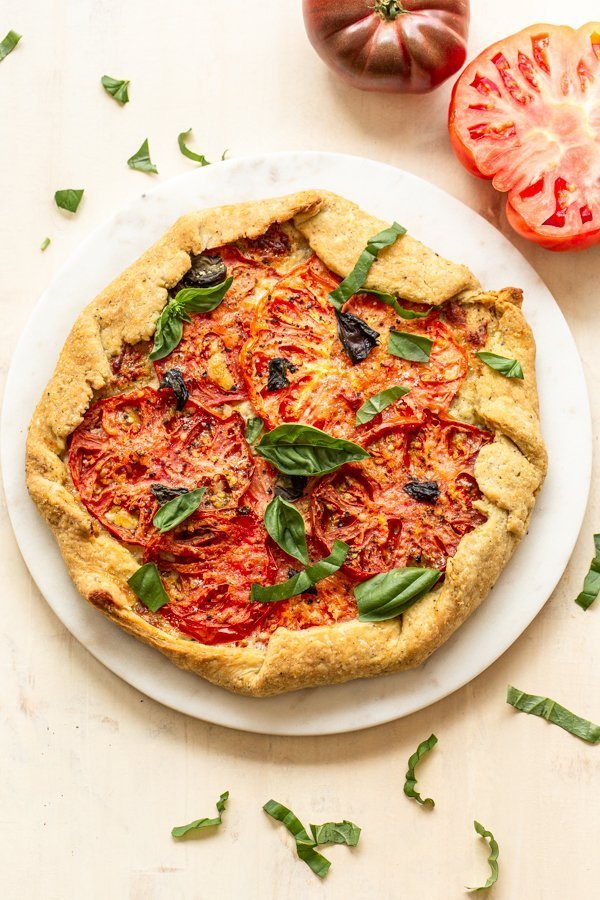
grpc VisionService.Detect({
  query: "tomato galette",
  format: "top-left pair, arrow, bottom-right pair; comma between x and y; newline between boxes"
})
26,190 -> 547,696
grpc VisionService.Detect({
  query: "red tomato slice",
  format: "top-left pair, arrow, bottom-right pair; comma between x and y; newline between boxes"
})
69,387 -> 253,545
449,23 -> 600,251
311,413 -> 493,578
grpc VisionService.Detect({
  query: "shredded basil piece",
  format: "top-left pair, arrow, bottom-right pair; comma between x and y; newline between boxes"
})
171,791 -> 229,838
477,351 -> 523,379
388,330 -> 433,363
127,138 -> 158,173
264,496 -> 309,565
127,562 -> 170,612
328,222 -> 406,309
364,289 -> 431,319
101,75 -> 130,104
221,149 -> 229,160
256,423 -> 369,477
177,128 -> 211,165
506,685 -> 600,743
356,567 -> 441,622
467,821 -> 500,892
263,801 -> 359,878
251,541 -> 349,603
40,237 -> 51,252
309,821 -> 361,847
152,487 -> 205,534
0,30 -> 21,63
149,277 -> 233,361
54,189 -> 84,214
245,416 -> 264,445
574,533 -> 600,610
404,734 -> 437,808
356,385 -> 410,425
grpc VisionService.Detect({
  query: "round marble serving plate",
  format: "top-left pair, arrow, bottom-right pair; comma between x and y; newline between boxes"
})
2,152 -> 591,736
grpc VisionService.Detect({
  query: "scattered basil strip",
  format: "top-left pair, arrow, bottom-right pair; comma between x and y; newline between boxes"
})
251,541 -> 349,603
149,277 -> 233,361
54,189 -> 84,213
574,534 -> 600,610
0,30 -> 21,63
363,289 -> 431,319
221,149 -> 229,160
263,801 -> 331,879
177,128 -> 211,165
388,330 -> 433,363
127,138 -> 158,173
309,821 -> 361,847
506,685 -> 600,743
356,567 -> 441,622
404,733 -> 438,808
256,423 -> 369,477
245,416 -> 264,445
477,351 -> 523,379
264,496 -> 309,565
101,75 -> 130,104
40,237 -> 51,252
467,821 -> 499,892
329,222 -> 406,309
171,791 -> 229,838
356,385 -> 410,425
127,562 -> 170,612
335,309 -> 380,364
153,487 -> 205,534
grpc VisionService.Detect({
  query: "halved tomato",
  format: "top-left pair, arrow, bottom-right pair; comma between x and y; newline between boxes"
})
449,23 -> 600,251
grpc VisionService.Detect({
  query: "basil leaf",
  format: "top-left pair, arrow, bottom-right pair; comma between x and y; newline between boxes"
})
245,416 -> 264,445
388,330 -> 433,363
153,487 -> 205,534
477,351 -> 523,379
329,222 -> 406,309
173,277 -> 233,313
309,821 -> 361,847
355,567 -> 441,622
54,189 -> 84,214
506,685 -> 600,743
263,800 -> 331,879
127,138 -> 158,174
575,533 -> 600,610
251,541 -> 349,603
101,75 -> 130,104
256,423 -> 369,476
264,496 -> 309,565
127,562 -> 170,612
159,368 -> 189,411
150,484 -> 189,505
149,308 -> 184,362
274,473 -> 307,501
171,791 -> 229,838
0,30 -> 21,63
149,278 -> 232,361
404,733 -> 437,808
177,128 -> 211,165
467,821 -> 500,892
40,237 -> 51,252
356,385 -> 410,425
364,289 -> 431,319
335,309 -> 379,364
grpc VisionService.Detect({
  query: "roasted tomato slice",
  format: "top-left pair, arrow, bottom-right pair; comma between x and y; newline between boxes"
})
147,509 -> 278,644
69,387 -> 253,545
449,23 -> 600,251
311,413 -> 493,578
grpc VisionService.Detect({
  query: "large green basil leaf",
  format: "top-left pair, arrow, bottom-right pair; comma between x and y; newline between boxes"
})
356,385 -> 410,425
127,562 -> 170,612
149,277 -> 232,361
152,487 -> 205,533
264,496 -> 309,565
355,567 -> 441,622
256,423 -> 369,476
476,351 -> 523,379
328,222 -> 406,309
251,541 -> 349,603
506,686 -> 600,743
173,277 -> 233,314
171,791 -> 229,838
388,330 -> 433,363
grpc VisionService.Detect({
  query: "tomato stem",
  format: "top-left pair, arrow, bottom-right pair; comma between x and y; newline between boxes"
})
373,0 -> 408,20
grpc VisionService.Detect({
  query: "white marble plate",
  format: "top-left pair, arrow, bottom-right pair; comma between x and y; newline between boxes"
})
2,152 -> 591,736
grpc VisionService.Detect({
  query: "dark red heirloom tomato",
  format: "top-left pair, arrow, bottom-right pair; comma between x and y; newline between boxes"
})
449,23 -> 600,251
302,0 -> 470,93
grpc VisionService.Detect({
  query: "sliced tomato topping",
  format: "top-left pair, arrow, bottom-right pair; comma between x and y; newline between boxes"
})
69,387 -> 252,545
449,23 -> 600,250
311,414 -> 493,579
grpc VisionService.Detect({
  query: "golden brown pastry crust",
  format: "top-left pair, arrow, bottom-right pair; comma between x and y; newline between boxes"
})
26,190 -> 547,696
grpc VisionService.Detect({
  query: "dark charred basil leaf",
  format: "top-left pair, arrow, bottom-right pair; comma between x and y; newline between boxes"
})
356,385 -> 410,425
177,128 -> 211,165
575,534 -> 600,610
127,138 -> 158,173
477,351 -> 524,379
251,541 -> 349,603
150,484 -> 189,505
335,309 -> 379,364
363,289 -> 431,319
506,686 -> 600,743
388,330 -> 433,363
178,253 -> 227,290
467,821 -> 500,892
355,567 -> 441,622
153,487 -> 206,533
256,424 -> 369,477
264,496 -> 309,565
328,222 -> 406,309
171,791 -> 229,838
245,416 -> 264,445
274,473 -> 308,501
267,357 -> 298,391
127,563 -> 170,612
403,479 -> 440,504
159,368 -> 189,410
101,75 -> 130,104
54,189 -> 84,213
404,734 -> 438,807
0,30 -> 21,63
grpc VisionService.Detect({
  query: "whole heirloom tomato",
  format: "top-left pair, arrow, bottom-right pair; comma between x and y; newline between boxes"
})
449,23 -> 600,251
302,0 -> 470,93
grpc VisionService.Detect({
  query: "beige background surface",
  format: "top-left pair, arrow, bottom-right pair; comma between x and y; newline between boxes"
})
1,2 -> 599,898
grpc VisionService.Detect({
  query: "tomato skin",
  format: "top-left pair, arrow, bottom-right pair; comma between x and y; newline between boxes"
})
302,0 -> 470,94
448,22 -> 600,251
